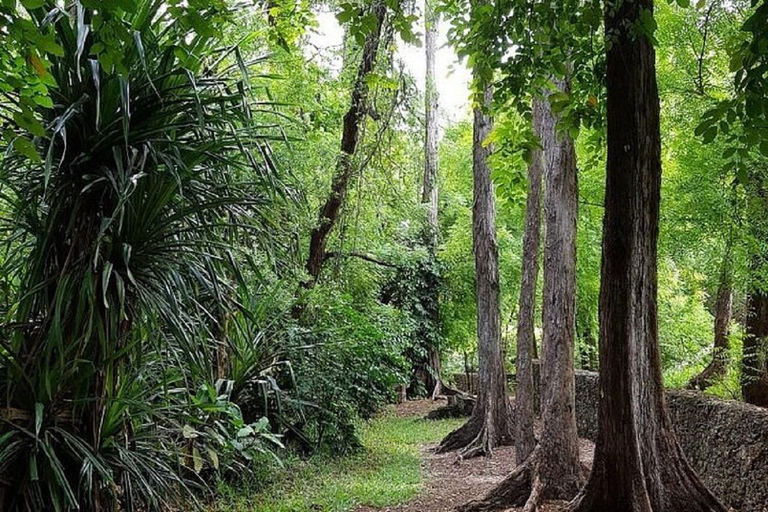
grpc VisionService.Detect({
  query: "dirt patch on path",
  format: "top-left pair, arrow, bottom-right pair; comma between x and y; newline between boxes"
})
359,400 -> 594,512
362,441 -> 518,512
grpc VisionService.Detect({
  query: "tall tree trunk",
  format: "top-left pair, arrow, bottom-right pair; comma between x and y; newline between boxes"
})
303,1 -> 386,285
688,251 -> 732,391
513,97 -> 545,466
535,72 -> 584,502
423,0 -> 439,246
436,83 -> 514,458
459,76 -> 583,512
421,0 -> 442,399
570,0 -> 727,510
742,263 -> 768,407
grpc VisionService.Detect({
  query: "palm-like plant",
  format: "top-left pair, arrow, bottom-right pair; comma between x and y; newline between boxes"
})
0,2 -> 289,510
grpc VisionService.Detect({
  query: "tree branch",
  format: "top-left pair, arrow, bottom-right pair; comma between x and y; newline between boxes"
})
323,251 -> 399,268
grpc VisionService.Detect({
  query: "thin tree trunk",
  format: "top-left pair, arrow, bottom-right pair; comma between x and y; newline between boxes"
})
436,83 -> 514,458
577,314 -> 598,371
742,263 -> 768,407
459,75 -> 583,511
535,72 -> 584,502
570,0 -> 727,509
422,0 -> 442,399
513,97 -> 544,466
303,1 -> 386,285
214,310 -> 231,381
426,346 -> 442,398
423,0 -> 439,245
688,252 -> 732,391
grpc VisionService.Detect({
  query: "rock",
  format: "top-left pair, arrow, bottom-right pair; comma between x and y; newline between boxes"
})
425,393 -> 476,420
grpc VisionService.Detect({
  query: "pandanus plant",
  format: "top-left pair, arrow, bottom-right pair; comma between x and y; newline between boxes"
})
0,1 -> 289,510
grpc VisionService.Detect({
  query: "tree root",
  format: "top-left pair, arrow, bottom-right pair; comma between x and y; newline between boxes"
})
456,424 -> 491,460
436,416 -> 481,454
457,452 -> 535,511
687,359 -> 726,391
457,447 -> 583,512
426,393 -> 475,421
522,473 -> 544,512
437,411 -> 513,459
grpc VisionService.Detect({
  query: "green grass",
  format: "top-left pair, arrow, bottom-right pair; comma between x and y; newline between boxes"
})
213,409 -> 464,512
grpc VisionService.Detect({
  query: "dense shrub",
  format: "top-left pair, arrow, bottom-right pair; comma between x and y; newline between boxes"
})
231,275 -> 412,453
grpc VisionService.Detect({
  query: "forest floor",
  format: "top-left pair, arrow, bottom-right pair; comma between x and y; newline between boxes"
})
215,399 -> 594,512
358,399 -> 595,512
356,399 -> 516,512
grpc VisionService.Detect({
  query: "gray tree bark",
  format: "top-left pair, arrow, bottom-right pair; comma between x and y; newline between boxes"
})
436,83 -> 514,458
535,72 -> 584,503
421,0 -> 442,399
423,0 -> 439,245
513,97 -> 545,466
459,74 -> 584,512
570,0 -> 727,510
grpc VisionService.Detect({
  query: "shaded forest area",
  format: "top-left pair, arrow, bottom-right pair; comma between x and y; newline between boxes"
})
0,0 -> 767,511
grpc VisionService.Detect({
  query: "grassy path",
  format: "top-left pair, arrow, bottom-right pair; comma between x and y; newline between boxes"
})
214,402 -> 463,512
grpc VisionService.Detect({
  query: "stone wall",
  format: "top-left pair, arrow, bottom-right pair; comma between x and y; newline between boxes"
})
452,372 -> 516,394
571,370 -> 768,512
452,372 -> 479,394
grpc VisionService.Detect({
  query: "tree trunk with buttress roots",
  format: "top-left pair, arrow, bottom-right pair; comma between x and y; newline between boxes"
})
569,0 -> 728,510
436,82 -> 514,458
459,73 -> 584,512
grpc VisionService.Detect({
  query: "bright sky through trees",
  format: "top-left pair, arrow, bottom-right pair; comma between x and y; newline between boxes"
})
308,3 -> 472,122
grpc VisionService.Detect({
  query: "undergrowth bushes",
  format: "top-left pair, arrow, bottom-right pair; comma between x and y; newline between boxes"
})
0,2 -> 417,510
229,275 -> 414,455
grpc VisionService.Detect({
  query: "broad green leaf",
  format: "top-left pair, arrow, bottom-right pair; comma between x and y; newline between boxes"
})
33,95 -> 53,108
702,127 -> 718,144
21,0 -> 44,8
14,110 -> 46,137
192,446 -> 203,473
13,136 -> 42,162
